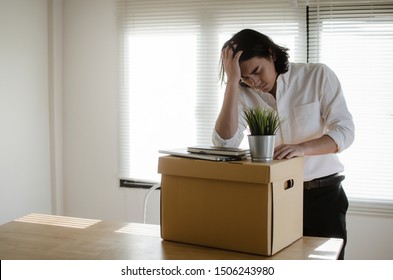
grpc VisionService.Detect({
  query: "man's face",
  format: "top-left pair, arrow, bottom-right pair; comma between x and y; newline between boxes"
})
239,56 -> 278,94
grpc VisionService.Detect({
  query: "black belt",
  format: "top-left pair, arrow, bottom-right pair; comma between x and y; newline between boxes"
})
304,173 -> 345,190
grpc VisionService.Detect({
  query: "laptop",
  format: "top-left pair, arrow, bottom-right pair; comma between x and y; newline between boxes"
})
159,148 -> 246,161
187,145 -> 249,157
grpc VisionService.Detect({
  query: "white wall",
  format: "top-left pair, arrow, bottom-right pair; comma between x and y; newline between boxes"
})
62,0 -> 125,220
48,0 -> 65,215
347,212 -> 393,259
0,0 -> 52,224
62,0 -> 161,224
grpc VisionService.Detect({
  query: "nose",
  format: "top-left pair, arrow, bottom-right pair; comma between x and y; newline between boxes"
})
249,76 -> 260,87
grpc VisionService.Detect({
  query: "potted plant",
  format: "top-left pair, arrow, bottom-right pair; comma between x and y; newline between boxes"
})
243,106 -> 282,162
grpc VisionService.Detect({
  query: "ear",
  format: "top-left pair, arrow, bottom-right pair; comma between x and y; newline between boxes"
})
269,48 -> 277,62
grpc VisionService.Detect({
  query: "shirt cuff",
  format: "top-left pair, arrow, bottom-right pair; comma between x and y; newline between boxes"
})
212,128 -> 244,148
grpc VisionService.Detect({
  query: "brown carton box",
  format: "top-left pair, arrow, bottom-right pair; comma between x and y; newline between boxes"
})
158,156 -> 304,256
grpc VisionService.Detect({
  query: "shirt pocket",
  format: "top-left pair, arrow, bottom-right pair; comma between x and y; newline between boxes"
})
293,102 -> 323,138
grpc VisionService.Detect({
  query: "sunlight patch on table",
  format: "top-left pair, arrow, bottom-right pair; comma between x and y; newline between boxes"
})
115,223 -> 160,237
15,213 -> 100,229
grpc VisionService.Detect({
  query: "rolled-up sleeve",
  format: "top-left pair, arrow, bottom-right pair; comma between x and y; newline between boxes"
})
321,65 -> 355,152
326,113 -> 355,152
212,127 -> 245,147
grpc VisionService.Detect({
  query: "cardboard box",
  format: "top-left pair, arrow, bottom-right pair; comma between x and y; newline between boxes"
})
158,156 -> 304,256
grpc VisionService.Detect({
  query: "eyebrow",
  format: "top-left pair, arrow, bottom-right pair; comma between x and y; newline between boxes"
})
241,66 -> 259,78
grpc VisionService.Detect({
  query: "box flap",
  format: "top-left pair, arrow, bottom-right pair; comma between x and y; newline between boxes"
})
158,156 -> 300,184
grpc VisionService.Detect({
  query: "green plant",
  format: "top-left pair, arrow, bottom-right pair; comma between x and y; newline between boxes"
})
243,106 -> 282,135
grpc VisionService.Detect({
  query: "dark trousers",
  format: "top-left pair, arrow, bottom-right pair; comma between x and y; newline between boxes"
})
303,183 -> 349,260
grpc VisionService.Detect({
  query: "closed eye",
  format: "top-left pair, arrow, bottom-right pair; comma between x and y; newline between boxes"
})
250,66 -> 259,75
241,66 -> 260,80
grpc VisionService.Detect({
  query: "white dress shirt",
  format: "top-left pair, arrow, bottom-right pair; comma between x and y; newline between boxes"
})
212,63 -> 355,181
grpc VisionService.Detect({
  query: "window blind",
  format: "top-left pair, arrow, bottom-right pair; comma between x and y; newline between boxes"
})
308,0 -> 393,209
117,0 -> 307,182
118,0 -> 393,212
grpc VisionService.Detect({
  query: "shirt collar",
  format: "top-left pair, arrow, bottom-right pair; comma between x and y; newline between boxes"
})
281,63 -> 292,84
276,63 -> 291,92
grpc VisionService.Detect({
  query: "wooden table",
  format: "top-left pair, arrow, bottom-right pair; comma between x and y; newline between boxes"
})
0,213 -> 343,260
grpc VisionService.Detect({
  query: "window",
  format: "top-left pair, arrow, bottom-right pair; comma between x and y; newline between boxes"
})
308,0 -> 393,211
118,0 -> 393,212
118,0 -> 306,182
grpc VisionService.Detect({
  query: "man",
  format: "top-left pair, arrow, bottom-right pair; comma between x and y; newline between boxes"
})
213,29 -> 355,259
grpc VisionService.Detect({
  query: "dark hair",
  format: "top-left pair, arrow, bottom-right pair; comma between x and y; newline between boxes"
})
220,29 -> 289,84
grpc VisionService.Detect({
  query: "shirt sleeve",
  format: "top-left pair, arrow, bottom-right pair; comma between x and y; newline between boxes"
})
320,64 -> 355,152
212,126 -> 245,147
212,100 -> 248,147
